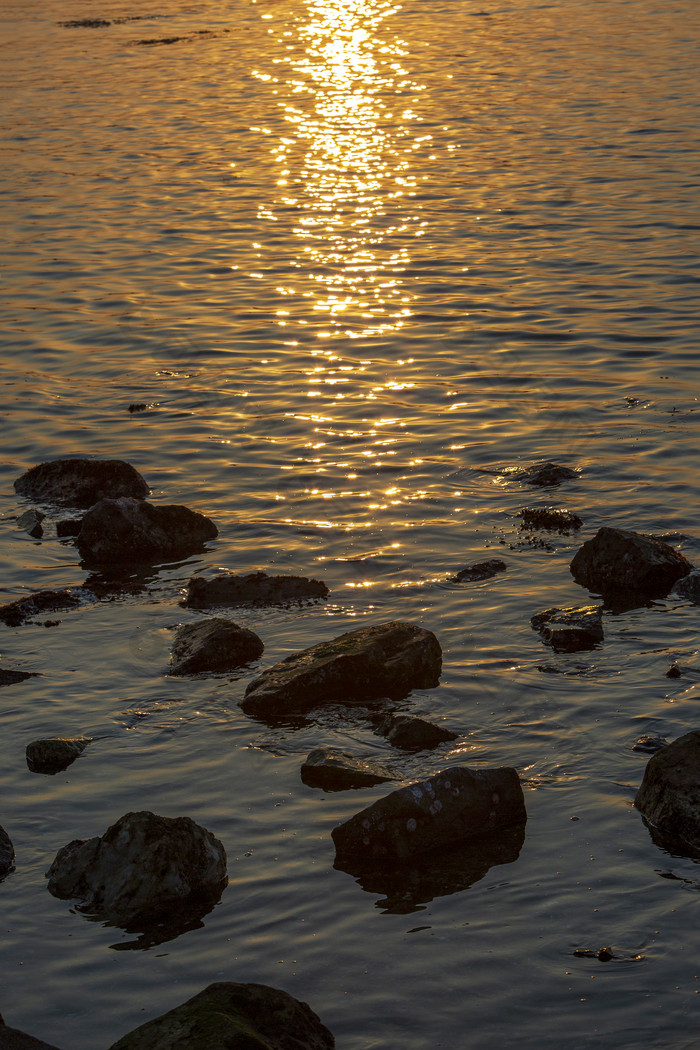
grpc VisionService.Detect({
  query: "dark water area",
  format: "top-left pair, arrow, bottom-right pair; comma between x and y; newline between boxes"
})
1,0 -> 700,1046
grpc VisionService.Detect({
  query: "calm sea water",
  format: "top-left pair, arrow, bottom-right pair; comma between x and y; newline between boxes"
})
2,0 -> 700,1046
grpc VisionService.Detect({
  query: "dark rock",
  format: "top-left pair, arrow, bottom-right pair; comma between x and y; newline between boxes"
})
185,570 -> 329,608
666,662 -> 682,678
56,518 -> 83,538
301,748 -> 395,791
26,737 -> 92,775
635,731 -> 700,855
0,589 -> 82,626
0,1018 -> 63,1049
451,559 -> 506,583
16,509 -> 45,539
46,811 -> 227,928
0,669 -> 37,687
59,18 -> 111,27
332,765 -> 526,863
572,947 -> 615,961
106,982 -> 334,1050
241,620 -> 442,721
0,824 -> 14,878
76,498 -> 217,566
633,735 -> 669,754
14,458 -> 149,508
673,570 -> 700,603
515,462 -> 578,486
375,714 -> 459,751
531,605 -> 604,652
518,507 -> 583,531
127,403 -> 147,413
169,618 -> 264,675
570,527 -> 693,599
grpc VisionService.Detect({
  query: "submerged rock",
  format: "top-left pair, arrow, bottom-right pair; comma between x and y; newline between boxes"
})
26,737 -> 92,775
635,731 -> 700,855
241,620 -> 442,721
632,735 -> 668,754
515,462 -> 578,486
530,605 -> 604,652
107,982 -> 335,1050
518,506 -> 583,532
185,570 -> 329,608
451,559 -> 506,583
301,748 -> 395,791
571,527 -> 692,599
169,618 -> 263,675
75,497 -> 218,566
46,811 -> 227,928
375,714 -> 459,751
14,458 -> 149,508
0,588 -> 82,626
0,1017 -> 63,1050
0,824 -> 15,878
0,669 -> 37,687
16,509 -> 45,538
332,765 -> 526,863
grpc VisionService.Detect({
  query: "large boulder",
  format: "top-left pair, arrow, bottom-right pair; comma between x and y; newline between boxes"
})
301,748 -> 395,791
26,737 -> 92,775
169,618 -> 264,675
185,571 -> 329,608
75,498 -> 218,566
241,621 -> 442,721
0,824 -> 14,878
46,811 -> 227,928
530,605 -> 604,652
570,526 -> 692,599
635,731 -> 700,855
332,765 -> 526,863
14,458 -> 149,508
107,982 -> 334,1050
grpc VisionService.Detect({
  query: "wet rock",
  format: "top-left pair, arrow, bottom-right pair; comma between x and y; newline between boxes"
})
666,662 -> 682,678
106,982 -> 335,1050
635,731 -> 700,855
14,458 -> 149,508
55,518 -> 83,538
515,462 -> 578,486
0,589 -> 82,626
0,824 -> 14,878
632,735 -> 668,754
301,747 -> 396,791
573,947 -> 615,961
76,498 -> 218,566
518,506 -> 583,531
16,509 -> 45,538
185,570 -> 329,608
375,714 -> 459,751
451,559 -> 506,583
59,18 -> 111,27
570,527 -> 693,599
531,605 -> 604,652
332,765 -> 526,863
46,811 -> 227,928
0,1017 -> 63,1049
0,669 -> 37,687
241,620 -> 442,721
169,618 -> 263,675
26,737 -> 92,775
673,570 -> 700,603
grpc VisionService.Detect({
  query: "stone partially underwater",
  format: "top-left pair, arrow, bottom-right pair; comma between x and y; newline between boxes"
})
14,458 -> 149,508
185,570 -> 329,608
635,731 -> 700,856
241,620 -> 442,721
571,526 -> 692,600
75,497 -> 218,567
169,618 -> 264,675
530,605 -> 604,652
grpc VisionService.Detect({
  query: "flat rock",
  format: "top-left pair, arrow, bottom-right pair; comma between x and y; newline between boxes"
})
301,748 -> 395,791
0,669 -> 38,687
106,982 -> 334,1050
332,765 -> 526,863
26,737 -> 92,775
0,588 -> 82,626
451,559 -> 506,583
14,458 -> 149,508
518,506 -> 583,531
515,462 -> 578,486
75,498 -> 218,566
375,714 -> 459,751
241,620 -> 442,721
46,810 -> 227,928
571,527 -> 693,599
673,570 -> 700,603
16,509 -> 45,538
635,731 -> 700,855
531,605 -> 604,652
185,571 -> 329,608
169,618 -> 264,675
0,1018 -> 63,1050
0,824 -> 14,878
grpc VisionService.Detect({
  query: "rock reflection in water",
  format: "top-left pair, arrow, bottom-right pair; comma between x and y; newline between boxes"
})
334,821 -> 526,914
